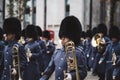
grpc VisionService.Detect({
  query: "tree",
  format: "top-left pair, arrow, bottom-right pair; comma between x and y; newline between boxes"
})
7,0 -> 27,21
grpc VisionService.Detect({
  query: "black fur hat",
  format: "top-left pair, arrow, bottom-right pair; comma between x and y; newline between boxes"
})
21,29 -> 26,38
59,16 -> 82,46
42,30 -> 50,39
36,26 -> 42,36
26,25 -> 38,40
97,23 -> 107,36
92,27 -> 98,37
0,27 -> 4,40
3,17 -> 21,40
86,30 -> 92,38
81,31 -> 86,39
109,26 -> 120,40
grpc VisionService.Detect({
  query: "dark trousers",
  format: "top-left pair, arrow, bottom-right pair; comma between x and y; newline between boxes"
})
98,73 -> 105,80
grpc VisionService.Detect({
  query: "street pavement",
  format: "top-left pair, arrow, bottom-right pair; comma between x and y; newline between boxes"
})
85,71 -> 99,80
49,71 -> 99,80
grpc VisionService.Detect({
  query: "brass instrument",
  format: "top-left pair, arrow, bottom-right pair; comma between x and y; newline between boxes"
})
112,49 -> 117,65
91,33 -> 106,54
18,37 -> 25,45
26,48 -> 31,62
64,41 -> 80,80
11,44 -> 22,80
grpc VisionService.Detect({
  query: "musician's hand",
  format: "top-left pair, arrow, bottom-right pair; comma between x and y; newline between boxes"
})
11,68 -> 17,75
98,58 -> 104,64
27,52 -> 32,58
46,51 -> 50,54
64,73 -> 72,80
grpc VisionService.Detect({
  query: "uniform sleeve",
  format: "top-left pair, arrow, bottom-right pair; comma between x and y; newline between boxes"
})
40,52 -> 56,80
19,45 -> 28,71
115,58 -> 120,67
46,42 -> 55,55
31,45 -> 42,59
40,41 -> 47,54
70,51 -> 87,80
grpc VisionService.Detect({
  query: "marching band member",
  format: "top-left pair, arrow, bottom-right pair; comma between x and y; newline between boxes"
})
36,26 -> 47,76
18,29 -> 26,45
92,23 -> 110,80
84,30 -> 92,71
1,17 -> 27,80
101,26 -> 120,80
39,16 -> 87,80
42,30 -> 55,70
23,25 -> 42,80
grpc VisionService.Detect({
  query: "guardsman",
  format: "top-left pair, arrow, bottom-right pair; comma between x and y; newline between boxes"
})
84,30 -> 92,71
1,17 -> 27,80
80,31 -> 86,49
42,30 -> 55,70
88,27 -> 98,75
0,28 -> 5,79
92,23 -> 110,80
100,26 -> 120,80
18,29 -> 26,45
23,25 -> 42,80
36,26 -> 46,76
39,16 -> 87,80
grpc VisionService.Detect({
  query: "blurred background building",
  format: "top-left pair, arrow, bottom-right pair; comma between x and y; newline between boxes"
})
0,0 -> 120,47
0,0 -> 5,27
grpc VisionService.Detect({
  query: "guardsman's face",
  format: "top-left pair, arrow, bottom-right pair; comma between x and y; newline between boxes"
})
111,37 -> 118,43
5,34 -> 15,41
61,37 -> 70,46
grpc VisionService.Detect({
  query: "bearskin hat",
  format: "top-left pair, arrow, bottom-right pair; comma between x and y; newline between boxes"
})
3,17 -> 21,40
86,30 -> 92,38
59,16 -> 82,46
26,25 -> 38,40
0,27 -> 4,40
36,26 -> 42,36
21,29 -> 26,38
92,27 -> 98,37
81,31 -> 86,39
42,30 -> 50,39
109,26 -> 120,40
97,23 -> 107,36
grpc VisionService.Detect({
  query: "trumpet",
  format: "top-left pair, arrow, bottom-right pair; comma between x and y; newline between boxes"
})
18,37 -> 25,45
91,33 -> 106,54
64,41 -> 80,80
11,44 -> 22,80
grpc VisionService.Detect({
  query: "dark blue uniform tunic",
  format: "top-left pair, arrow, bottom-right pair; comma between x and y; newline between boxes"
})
23,41 -> 42,80
40,45 -> 87,80
1,40 -> 27,80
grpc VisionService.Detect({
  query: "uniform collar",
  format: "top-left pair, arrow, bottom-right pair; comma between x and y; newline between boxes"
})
7,40 -> 18,46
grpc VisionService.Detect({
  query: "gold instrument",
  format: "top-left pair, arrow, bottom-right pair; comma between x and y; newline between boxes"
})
11,44 -> 22,80
91,33 -> 106,54
112,49 -> 117,65
26,48 -> 31,62
18,37 -> 25,45
64,41 -> 80,80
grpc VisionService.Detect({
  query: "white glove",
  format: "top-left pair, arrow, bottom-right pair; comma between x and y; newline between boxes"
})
11,68 -> 17,75
64,73 -> 72,80
87,54 -> 89,58
113,76 -> 116,80
98,60 -> 102,64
